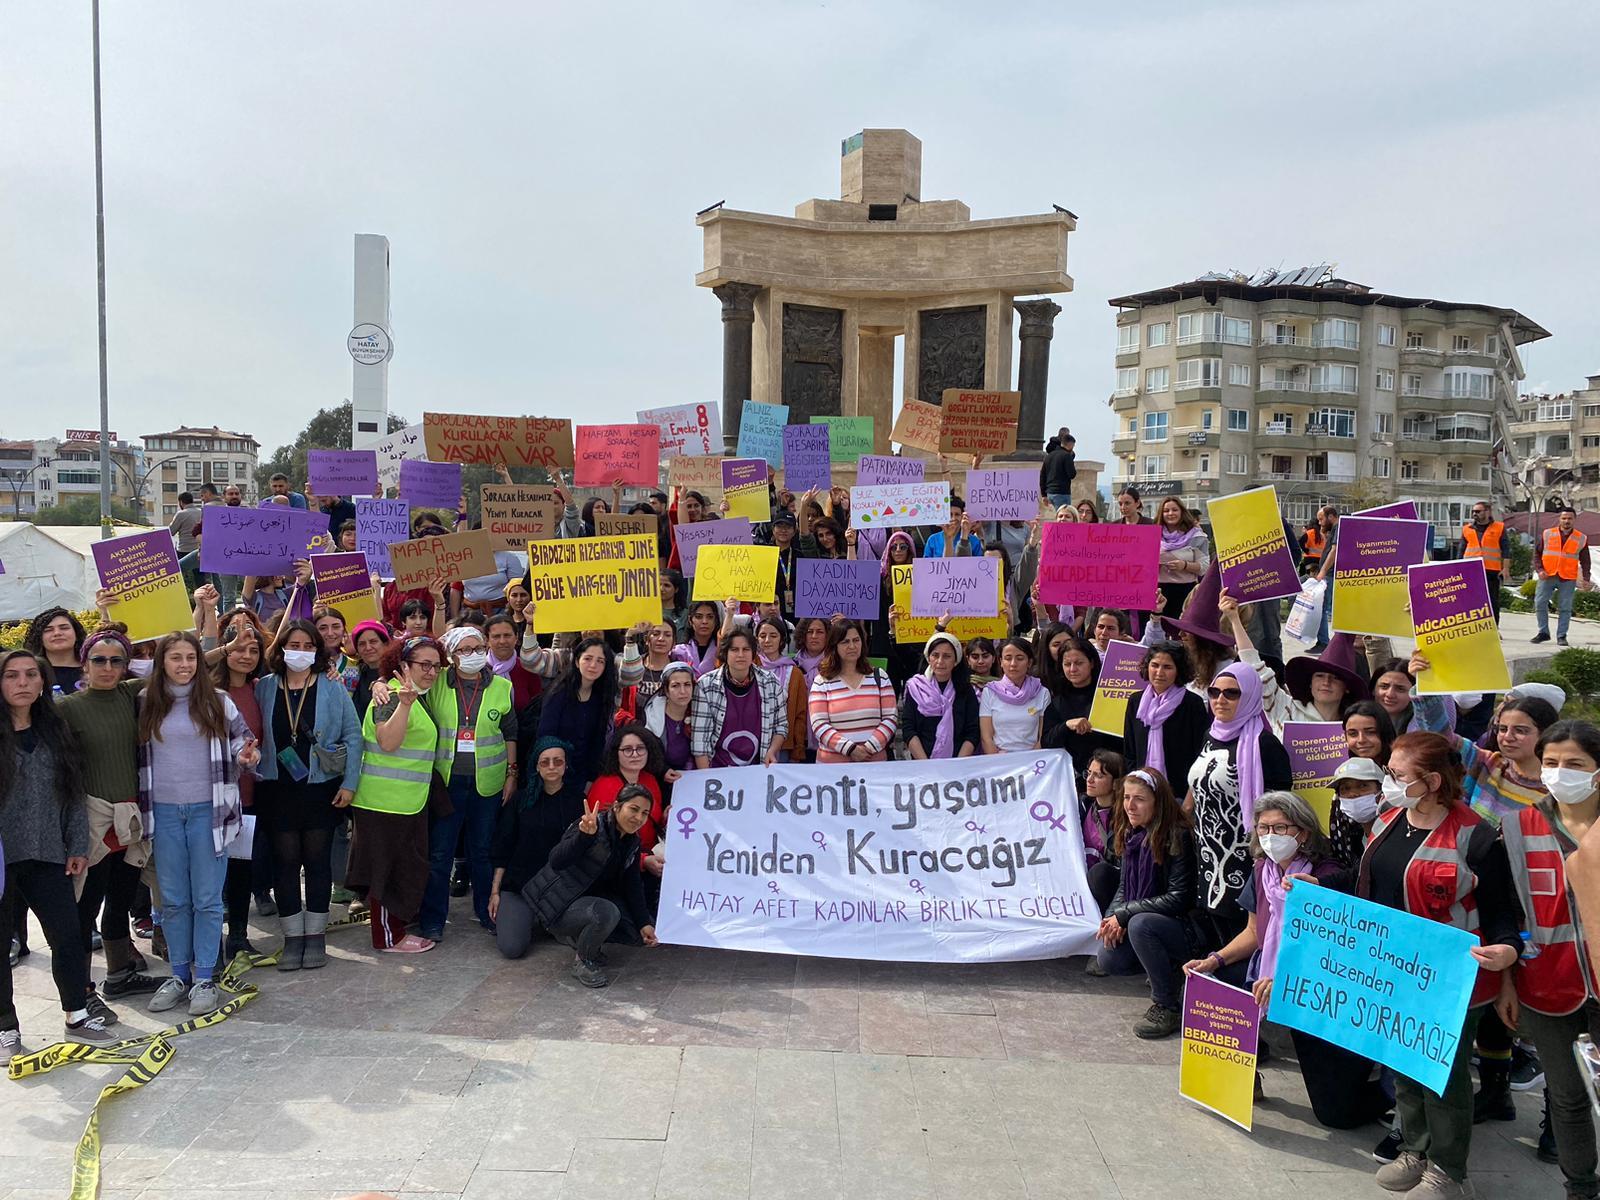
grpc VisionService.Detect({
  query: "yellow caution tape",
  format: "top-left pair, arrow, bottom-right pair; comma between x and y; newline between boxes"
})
7,905 -> 373,1199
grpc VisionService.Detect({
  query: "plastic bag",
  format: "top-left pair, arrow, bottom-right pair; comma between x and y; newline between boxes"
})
1285,578 -> 1327,643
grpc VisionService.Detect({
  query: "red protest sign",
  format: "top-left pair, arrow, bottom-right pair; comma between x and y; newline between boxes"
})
574,425 -> 661,487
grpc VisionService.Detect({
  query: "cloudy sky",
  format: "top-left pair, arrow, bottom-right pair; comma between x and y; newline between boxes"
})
5,2 -> 1597,469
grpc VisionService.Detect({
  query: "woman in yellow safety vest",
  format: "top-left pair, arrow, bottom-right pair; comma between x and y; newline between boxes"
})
348,635 -> 445,954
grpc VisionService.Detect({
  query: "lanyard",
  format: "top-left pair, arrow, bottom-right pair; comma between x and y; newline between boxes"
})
285,678 -> 314,739
457,676 -> 484,730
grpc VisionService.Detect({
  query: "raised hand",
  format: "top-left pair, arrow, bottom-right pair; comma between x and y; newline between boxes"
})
578,797 -> 599,836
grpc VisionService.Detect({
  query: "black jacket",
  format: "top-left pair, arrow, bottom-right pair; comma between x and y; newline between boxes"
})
493,775 -> 587,894
898,679 -> 982,758
523,809 -> 649,931
1122,687 -> 1210,794
1040,444 -> 1077,495
1108,829 -> 1196,925
1041,687 -> 1118,780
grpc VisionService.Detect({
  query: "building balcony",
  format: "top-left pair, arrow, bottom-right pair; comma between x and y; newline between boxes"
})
1172,382 -> 1222,402
1258,299 -> 1320,321
1111,434 -> 1137,455
1399,346 -> 1446,366
1310,337 -> 1360,362
1445,350 -> 1497,369
1260,471 -> 1358,486
1399,389 -> 1496,415
1255,431 -> 1322,451
1115,348 -> 1140,366
1257,337 -> 1316,361
1397,435 -> 1492,455
1109,390 -> 1140,413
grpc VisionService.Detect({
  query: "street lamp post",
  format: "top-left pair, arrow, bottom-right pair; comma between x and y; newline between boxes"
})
92,0 -> 113,540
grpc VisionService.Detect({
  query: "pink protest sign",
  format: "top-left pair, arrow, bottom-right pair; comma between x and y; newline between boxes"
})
1037,522 -> 1159,610
574,425 -> 661,487
307,450 -> 378,496
857,455 -> 924,486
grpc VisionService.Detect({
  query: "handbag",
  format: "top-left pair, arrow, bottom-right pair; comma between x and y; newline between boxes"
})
311,734 -> 348,776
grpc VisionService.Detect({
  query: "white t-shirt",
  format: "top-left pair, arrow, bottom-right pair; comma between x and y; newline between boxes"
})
979,687 -> 1043,752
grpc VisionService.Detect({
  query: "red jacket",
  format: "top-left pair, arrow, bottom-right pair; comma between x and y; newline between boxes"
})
588,772 -> 666,867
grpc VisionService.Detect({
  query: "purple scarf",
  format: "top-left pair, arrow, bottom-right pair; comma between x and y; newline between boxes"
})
985,673 -> 1043,707
1254,853 -> 1312,982
1135,683 -> 1185,777
794,648 -> 823,689
879,531 -> 916,578
1208,662 -> 1268,829
672,638 -> 718,678
1083,804 -> 1113,868
905,672 -> 957,758
1121,828 -> 1157,902
1161,526 -> 1205,551
489,650 -> 517,679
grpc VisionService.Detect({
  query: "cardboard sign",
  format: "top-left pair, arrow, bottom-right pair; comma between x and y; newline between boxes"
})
1206,485 -> 1302,603
480,484 -> 562,552
398,458 -> 462,509
736,400 -> 790,467
1409,560 -> 1511,695
1282,721 -> 1346,832
1355,501 -> 1419,520
692,545 -> 779,602
638,402 -> 721,457
1089,640 -> 1147,736
1037,523 -> 1160,611
891,398 -> 944,452
574,424 -> 662,487
355,498 -> 409,581
891,563 -> 1006,643
857,455 -> 924,486
595,512 -> 659,540
939,390 -> 1020,456
423,412 -> 574,470
198,506 -> 332,576
847,483 -> 951,530
1179,974 -> 1260,1131
674,517 -> 752,576
964,469 -> 1038,523
307,450 -> 378,497
389,529 -> 497,591
795,559 -> 879,620
721,458 -> 772,522
810,415 -> 874,462
524,535 -> 660,633
666,455 -> 727,504
92,530 -> 192,643
782,425 -> 832,494
309,552 -> 380,626
360,423 -> 425,489
910,557 -> 1000,618
1331,517 -> 1432,638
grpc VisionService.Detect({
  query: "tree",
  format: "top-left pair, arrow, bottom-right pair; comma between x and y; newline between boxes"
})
30,496 -> 144,526
1344,476 -> 1393,513
255,402 -> 409,496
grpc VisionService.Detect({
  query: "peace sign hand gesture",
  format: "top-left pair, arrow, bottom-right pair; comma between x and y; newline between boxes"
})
578,797 -> 599,836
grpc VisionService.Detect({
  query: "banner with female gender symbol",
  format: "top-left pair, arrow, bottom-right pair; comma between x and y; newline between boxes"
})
657,751 -> 1098,962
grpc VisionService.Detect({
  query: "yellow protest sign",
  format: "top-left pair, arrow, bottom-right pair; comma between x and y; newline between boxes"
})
525,535 -> 660,633
91,530 -> 192,643
1409,560 -> 1511,695
890,563 -> 1005,643
693,545 -> 779,603
1088,640 -> 1147,736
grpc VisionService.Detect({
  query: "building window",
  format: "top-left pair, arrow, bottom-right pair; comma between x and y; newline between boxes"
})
1487,335 -> 1500,355
1583,436 -> 1600,450
1145,367 -> 1170,393
1227,363 -> 1251,387
1316,363 -> 1357,394
1226,408 -> 1249,432
1146,322 -> 1170,349
1446,461 -> 1464,481
185,461 -> 202,481
1584,404 -> 1600,418
1176,358 -> 1221,389
1198,453 -> 1212,474
1176,313 -> 1212,344
1400,459 -> 1421,480
1114,367 -> 1138,396
57,471 -> 99,485
1117,325 -> 1139,354
1141,455 -> 1167,478
1201,409 -> 1214,430
1446,369 -> 1494,400
1314,318 -> 1359,349
1127,418 -> 1137,435
1538,399 -> 1573,421
1376,368 -> 1395,391
161,481 -> 178,494
1372,457 -> 1392,479
1266,412 -> 1294,435
211,460 -> 229,480
164,504 -> 177,518
1375,412 -> 1394,436
234,462 -> 249,479
1405,332 -> 1425,350
1225,452 -> 1247,475
1378,324 -> 1396,346
1223,317 -> 1251,345
1403,374 -> 1424,395
1312,407 -> 1357,438
1451,335 -> 1472,353
1480,463 -> 1493,482
1143,412 -> 1170,442
1264,321 -> 1298,346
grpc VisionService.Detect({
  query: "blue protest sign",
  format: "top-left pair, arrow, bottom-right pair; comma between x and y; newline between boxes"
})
1271,886 -> 1478,1095
736,400 -> 789,467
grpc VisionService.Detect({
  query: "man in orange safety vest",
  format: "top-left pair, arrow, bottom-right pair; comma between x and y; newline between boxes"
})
1533,507 -> 1591,647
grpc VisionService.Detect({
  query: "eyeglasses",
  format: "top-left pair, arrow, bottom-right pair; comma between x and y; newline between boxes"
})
1255,823 -> 1300,836
88,656 -> 127,666
1206,686 -> 1242,700
411,661 -> 443,672
619,744 -> 648,756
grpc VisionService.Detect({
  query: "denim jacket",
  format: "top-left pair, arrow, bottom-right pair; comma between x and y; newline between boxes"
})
251,672 -> 363,792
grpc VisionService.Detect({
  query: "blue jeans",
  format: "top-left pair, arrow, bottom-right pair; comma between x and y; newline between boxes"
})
1095,911 -> 1190,1009
1536,576 -> 1577,639
153,802 -> 228,980
420,774 -> 499,933
1047,492 -> 1074,511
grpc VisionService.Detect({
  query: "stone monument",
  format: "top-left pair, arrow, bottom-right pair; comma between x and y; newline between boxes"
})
697,129 -> 1074,457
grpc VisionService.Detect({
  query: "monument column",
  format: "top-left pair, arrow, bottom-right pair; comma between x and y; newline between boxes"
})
714,282 -> 762,453
1014,298 -> 1061,456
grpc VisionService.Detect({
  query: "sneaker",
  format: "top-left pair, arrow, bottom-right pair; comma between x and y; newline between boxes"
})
1133,1003 -> 1182,1040
254,894 -> 277,918
1084,959 -> 1109,978
133,916 -> 154,940
1558,637 -> 1570,647
571,957 -> 610,988
381,934 -> 435,954
83,990 -> 118,1027
1373,1128 -> 1404,1163
148,977 -> 188,1013
102,968 -> 163,998
63,1016 -> 117,1047
1402,1163 -> 1475,1197
330,885 -> 357,906
449,862 -> 470,898
187,981 -> 221,1016
1531,631 -> 1551,644
0,1028 -> 21,1058
1472,1079 -> 1515,1123
1376,1150 -> 1427,1191
1510,1046 -> 1545,1092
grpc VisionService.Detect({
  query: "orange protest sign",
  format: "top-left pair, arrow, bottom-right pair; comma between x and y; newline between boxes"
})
939,390 -> 1021,456
596,512 -> 659,539
891,398 -> 944,452
389,529 -> 497,591
480,485 -> 561,552
423,413 -> 574,470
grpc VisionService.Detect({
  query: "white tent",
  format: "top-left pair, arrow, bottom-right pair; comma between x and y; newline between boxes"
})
0,524 -> 96,619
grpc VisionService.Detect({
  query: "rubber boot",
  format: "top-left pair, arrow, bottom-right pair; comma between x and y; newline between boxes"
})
300,911 -> 329,970
277,911 -> 306,972
1473,1058 -> 1516,1123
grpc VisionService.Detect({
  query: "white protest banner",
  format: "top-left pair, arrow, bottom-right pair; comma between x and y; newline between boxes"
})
657,752 -> 1098,963
359,423 -> 426,489
848,482 -> 951,530
638,402 -> 721,457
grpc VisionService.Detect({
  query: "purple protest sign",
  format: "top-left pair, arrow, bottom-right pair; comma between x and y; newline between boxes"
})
1207,486 -> 1302,603
307,449 -> 378,496
857,455 -> 924,486
399,458 -> 462,509
964,469 -> 1039,522
1330,516 -> 1431,638
91,530 -> 191,643
910,557 -> 1000,618
1089,639 -> 1148,735
198,506 -> 331,576
674,517 -> 753,575
1355,500 -> 1419,520
1179,972 -> 1261,1131
782,424 -> 832,493
795,558 -> 879,620
1409,559 -> 1510,694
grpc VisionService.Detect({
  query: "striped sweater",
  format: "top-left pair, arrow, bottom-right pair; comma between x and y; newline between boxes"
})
808,671 -> 898,763
1460,740 -> 1548,828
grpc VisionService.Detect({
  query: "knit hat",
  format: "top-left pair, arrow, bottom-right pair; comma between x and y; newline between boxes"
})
924,631 -> 963,661
1285,633 -> 1371,705
349,620 -> 390,647
1160,563 -> 1234,648
80,627 -> 134,665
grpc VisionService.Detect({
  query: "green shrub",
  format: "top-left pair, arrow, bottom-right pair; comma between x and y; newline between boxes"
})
1574,590 -> 1600,620
1550,648 -> 1600,703
1519,578 -> 1537,599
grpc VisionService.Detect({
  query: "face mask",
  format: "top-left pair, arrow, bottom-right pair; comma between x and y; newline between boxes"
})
128,659 -> 154,678
456,651 -> 488,676
283,649 -> 317,673
1542,767 -> 1600,807
1382,775 -> 1425,810
1259,833 -> 1301,865
1338,790 -> 1381,825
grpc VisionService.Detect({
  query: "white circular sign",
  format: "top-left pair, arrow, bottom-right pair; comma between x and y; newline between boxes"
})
347,324 -> 393,365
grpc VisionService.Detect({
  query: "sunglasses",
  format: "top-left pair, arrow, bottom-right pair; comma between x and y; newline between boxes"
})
1207,686 -> 1242,700
88,655 -> 127,666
